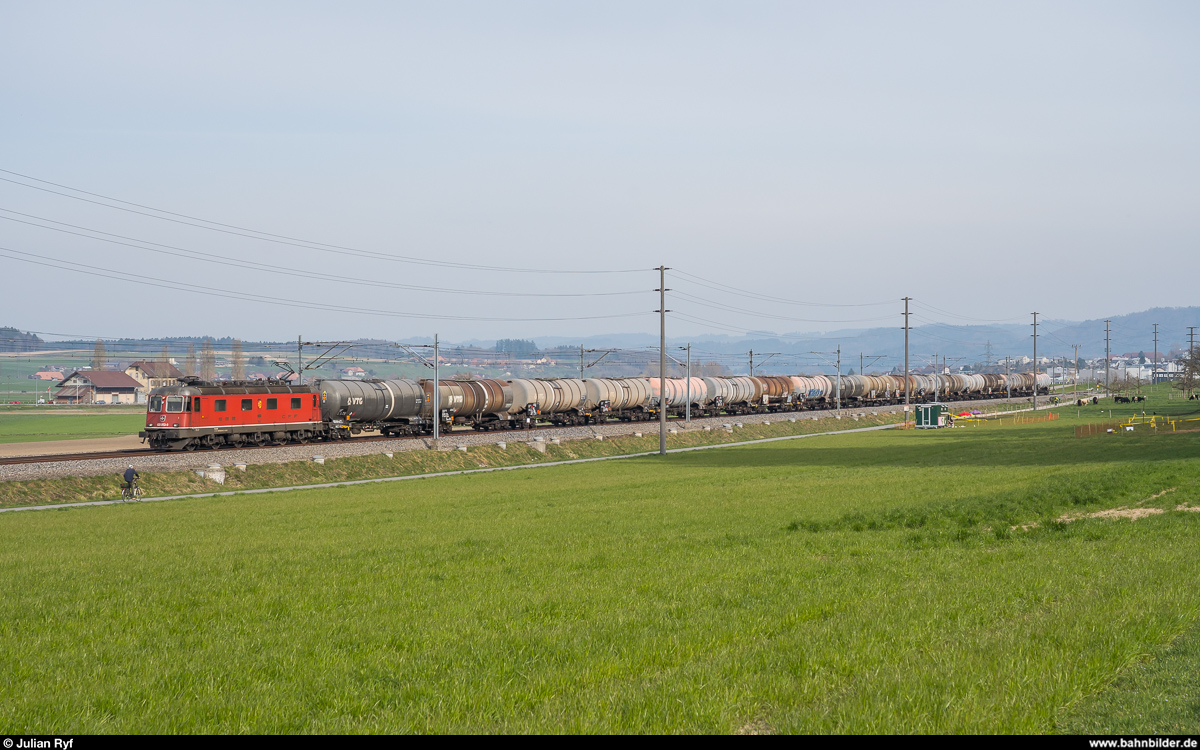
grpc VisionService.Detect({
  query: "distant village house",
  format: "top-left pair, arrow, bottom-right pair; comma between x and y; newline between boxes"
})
54,370 -> 143,405
124,361 -> 184,398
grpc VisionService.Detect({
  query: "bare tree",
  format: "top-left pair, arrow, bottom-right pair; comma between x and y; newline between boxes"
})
91,339 -> 106,370
1112,371 -> 1143,396
200,339 -> 216,381
1173,349 -> 1200,398
231,339 -> 245,380
184,343 -> 196,377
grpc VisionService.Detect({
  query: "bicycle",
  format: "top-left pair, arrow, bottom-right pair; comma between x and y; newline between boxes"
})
121,479 -> 143,502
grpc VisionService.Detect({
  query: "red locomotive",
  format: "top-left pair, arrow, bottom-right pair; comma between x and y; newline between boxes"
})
140,376 -> 322,451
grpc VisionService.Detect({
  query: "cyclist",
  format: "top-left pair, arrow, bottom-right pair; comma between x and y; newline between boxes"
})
122,465 -> 141,501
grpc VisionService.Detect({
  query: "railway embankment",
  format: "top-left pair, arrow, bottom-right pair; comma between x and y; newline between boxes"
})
0,394 -> 1042,482
0,409 -> 916,509
0,394 -> 1060,510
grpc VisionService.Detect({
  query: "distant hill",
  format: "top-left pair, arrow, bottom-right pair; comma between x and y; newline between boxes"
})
14,304 -> 1195,373
1043,307 -> 1199,358
0,327 -> 45,352
530,306 -> 1200,372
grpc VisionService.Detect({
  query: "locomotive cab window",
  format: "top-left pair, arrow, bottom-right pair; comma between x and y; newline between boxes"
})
291,397 -> 302,410
193,397 -> 201,412
148,396 -> 163,412
266,398 -> 277,410
166,397 -> 184,413
214,399 -> 227,412
185,398 -> 192,412
241,398 -> 253,411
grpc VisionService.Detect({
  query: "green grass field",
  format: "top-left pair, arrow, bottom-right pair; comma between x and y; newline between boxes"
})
2,389 -> 1200,733
0,410 -> 147,444
1059,617 -> 1200,733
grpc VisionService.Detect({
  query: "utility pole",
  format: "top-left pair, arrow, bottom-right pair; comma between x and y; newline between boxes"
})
433,334 -> 440,441
943,356 -> 965,401
394,338 -> 443,438
836,344 -> 841,412
859,353 -> 887,387
1032,312 -> 1041,412
1190,327 -> 1198,399
903,297 -> 912,423
581,348 -> 618,379
685,343 -> 691,422
1076,351 -> 1082,405
1004,356 -> 1012,402
932,352 -> 939,401
1105,319 -> 1111,394
809,347 -> 843,413
297,335 -> 303,386
580,344 -> 584,379
1153,323 -> 1159,387
666,345 -> 695,422
656,266 -> 669,456
749,349 -> 780,378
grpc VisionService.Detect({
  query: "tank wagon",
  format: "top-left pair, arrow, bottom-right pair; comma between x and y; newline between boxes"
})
142,371 -> 1051,450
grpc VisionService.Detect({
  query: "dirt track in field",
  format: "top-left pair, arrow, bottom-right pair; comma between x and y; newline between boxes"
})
0,435 -> 145,458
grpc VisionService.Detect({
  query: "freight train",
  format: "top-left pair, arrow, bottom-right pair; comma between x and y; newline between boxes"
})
140,372 -> 1050,451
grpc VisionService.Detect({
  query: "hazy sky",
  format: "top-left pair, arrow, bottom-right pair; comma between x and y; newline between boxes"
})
2,2 -> 1197,344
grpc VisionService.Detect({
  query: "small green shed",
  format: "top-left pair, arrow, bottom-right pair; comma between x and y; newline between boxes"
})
915,403 -> 946,429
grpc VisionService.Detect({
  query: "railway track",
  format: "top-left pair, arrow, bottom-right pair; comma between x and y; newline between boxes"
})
0,423 -> 575,466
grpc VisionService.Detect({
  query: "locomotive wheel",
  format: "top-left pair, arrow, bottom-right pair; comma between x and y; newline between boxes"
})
252,432 -> 267,446
296,431 -> 309,444
183,441 -> 196,452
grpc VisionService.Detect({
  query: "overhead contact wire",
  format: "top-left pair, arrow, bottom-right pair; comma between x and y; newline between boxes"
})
0,170 -> 645,274
0,210 -> 650,299
0,247 -> 653,323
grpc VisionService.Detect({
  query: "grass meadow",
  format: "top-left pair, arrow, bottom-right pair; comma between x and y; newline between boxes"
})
2,388 -> 1200,733
0,410 -> 147,444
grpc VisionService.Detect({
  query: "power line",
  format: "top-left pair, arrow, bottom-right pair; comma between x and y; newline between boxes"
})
670,269 -> 895,308
0,246 -> 655,323
0,209 -> 650,299
909,299 -> 1028,324
0,169 -> 646,275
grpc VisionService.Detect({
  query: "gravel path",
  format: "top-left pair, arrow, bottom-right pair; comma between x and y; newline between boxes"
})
0,396 -> 1038,482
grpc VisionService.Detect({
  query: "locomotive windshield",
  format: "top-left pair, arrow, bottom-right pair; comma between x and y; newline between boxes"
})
148,396 -> 163,412
166,396 -> 184,413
